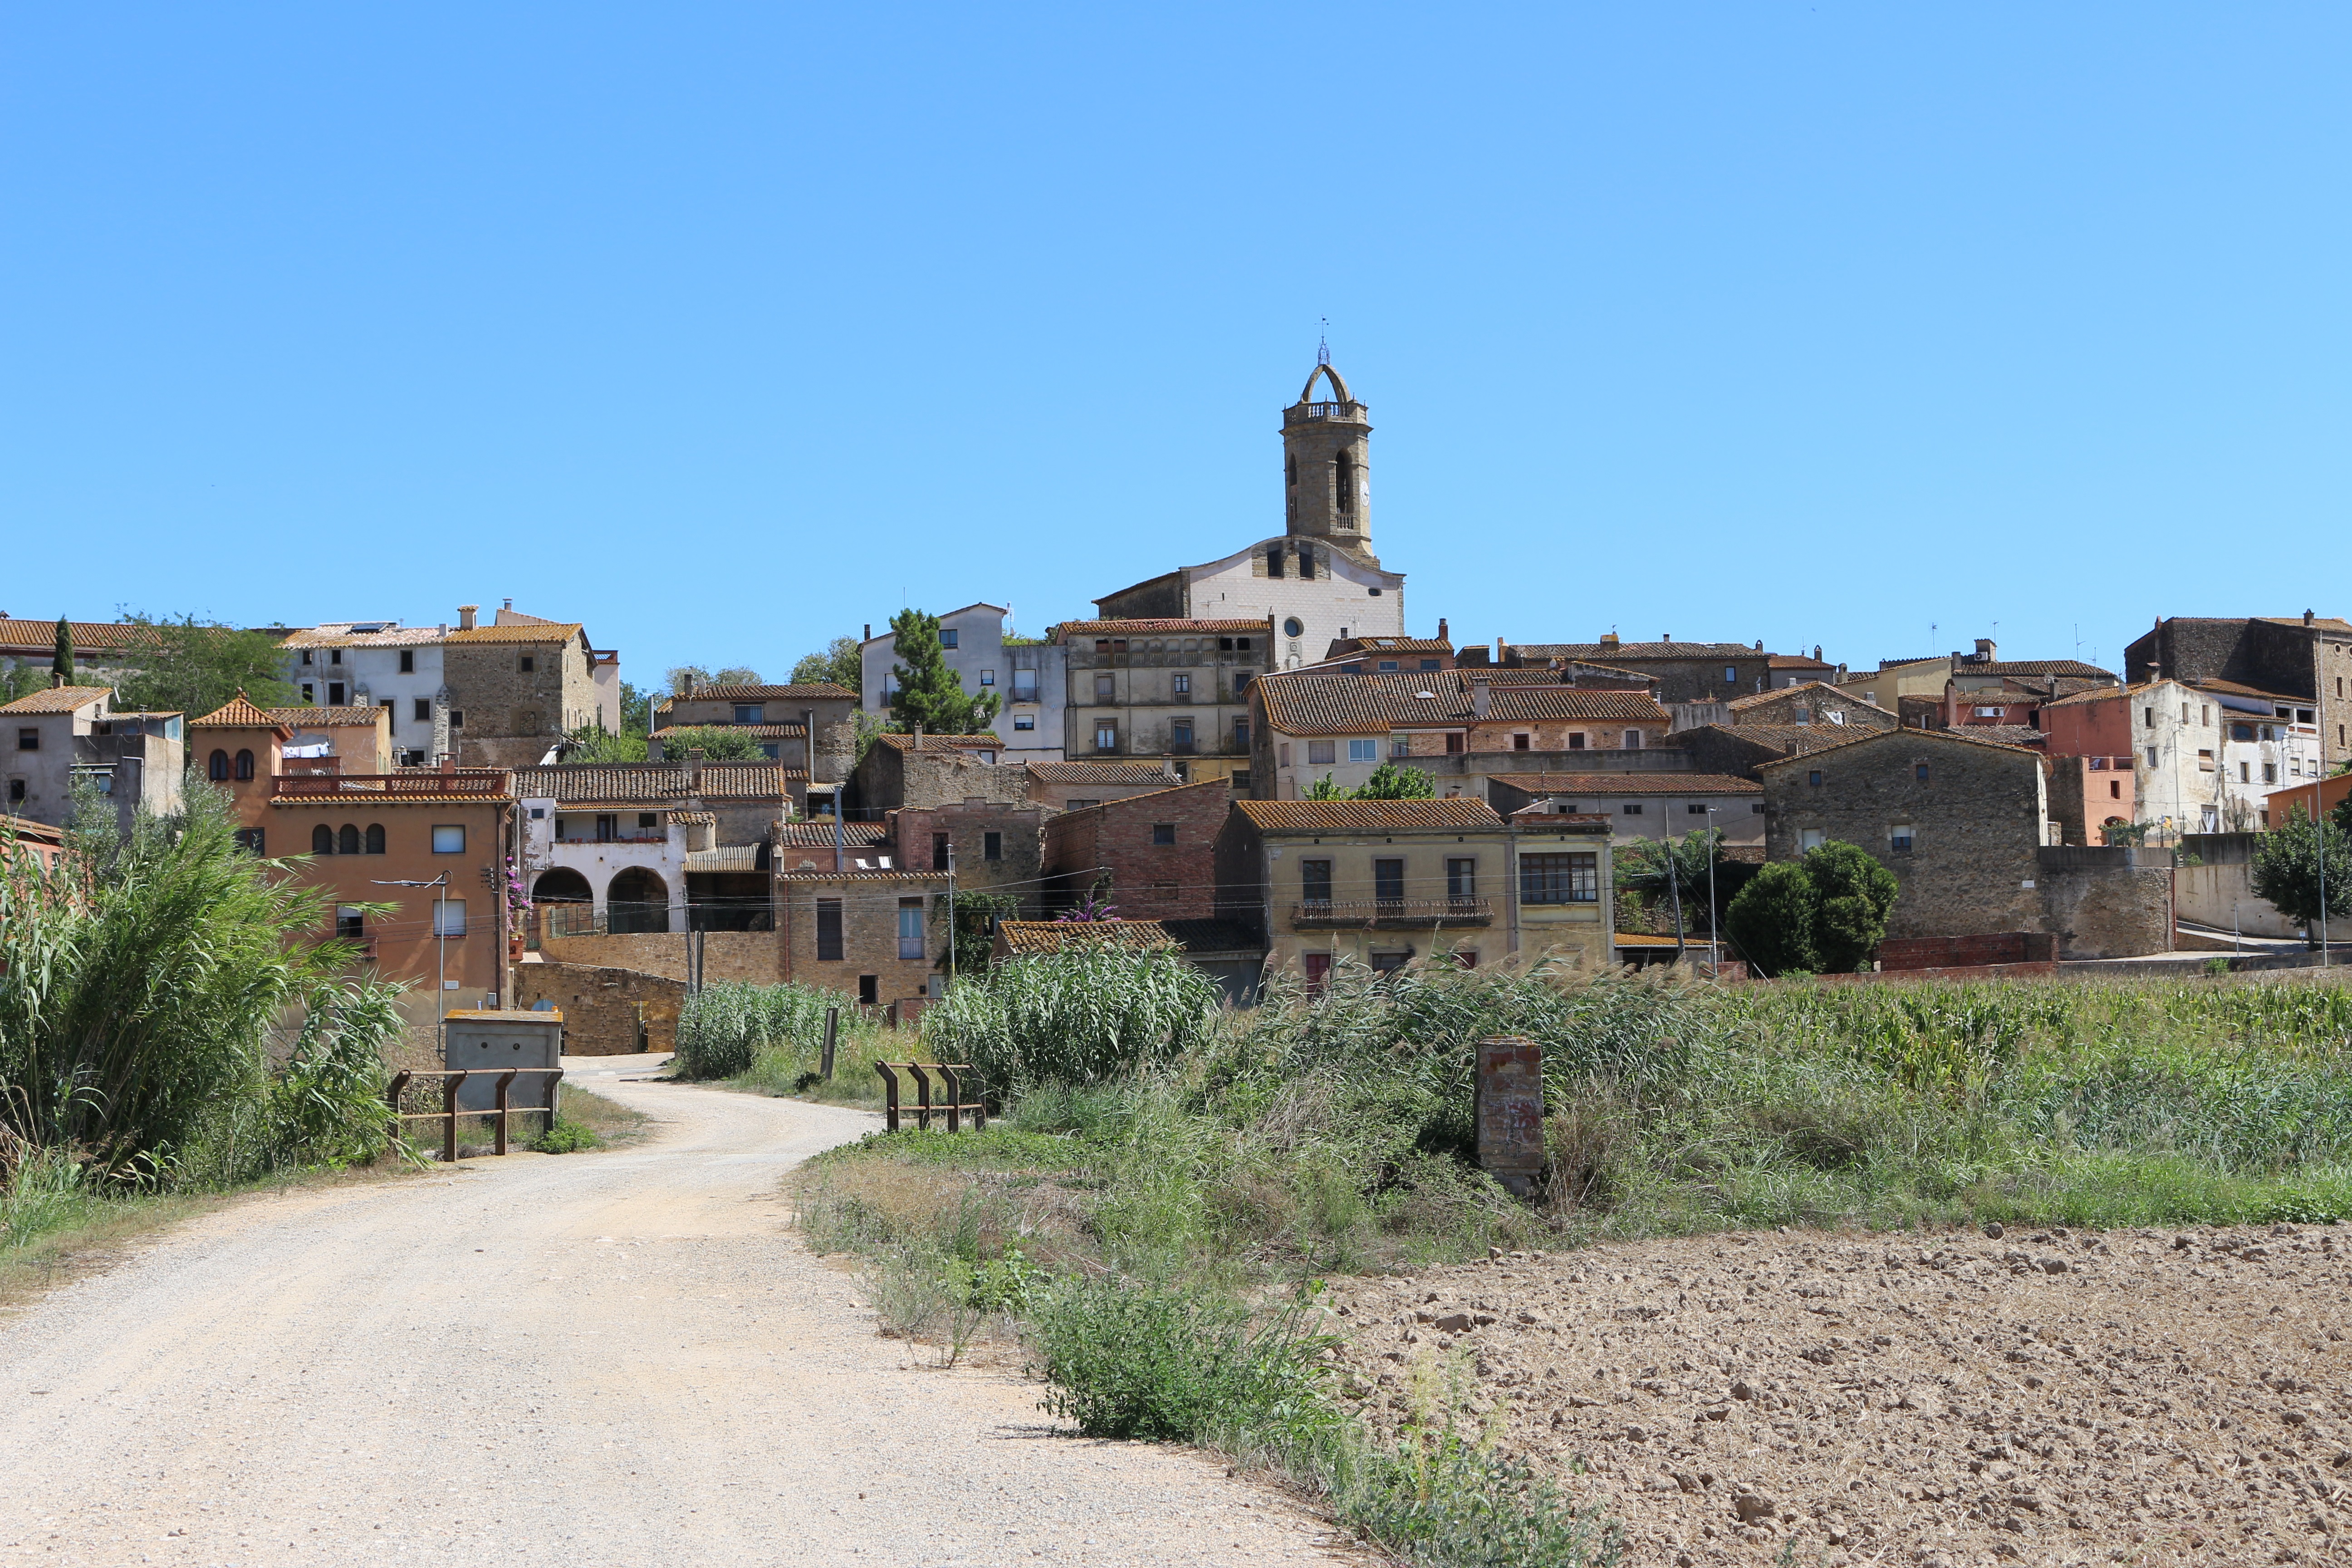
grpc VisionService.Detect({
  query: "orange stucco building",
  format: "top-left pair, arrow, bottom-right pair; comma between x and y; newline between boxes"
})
190,695 -> 519,1024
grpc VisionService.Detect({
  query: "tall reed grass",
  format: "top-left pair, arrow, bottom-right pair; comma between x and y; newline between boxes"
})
920,948 -> 1221,1097
672,979 -> 838,1079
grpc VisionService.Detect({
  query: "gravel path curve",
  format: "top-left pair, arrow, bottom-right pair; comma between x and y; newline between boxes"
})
0,1063 -> 1340,1568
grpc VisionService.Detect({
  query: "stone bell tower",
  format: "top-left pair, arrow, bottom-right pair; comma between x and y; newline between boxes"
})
1280,348 -> 1374,561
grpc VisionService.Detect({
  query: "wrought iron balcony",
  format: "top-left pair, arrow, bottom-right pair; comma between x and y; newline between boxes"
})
1291,897 -> 1492,929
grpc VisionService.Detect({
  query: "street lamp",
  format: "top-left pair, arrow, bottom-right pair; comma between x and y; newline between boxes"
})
373,873 -> 452,1010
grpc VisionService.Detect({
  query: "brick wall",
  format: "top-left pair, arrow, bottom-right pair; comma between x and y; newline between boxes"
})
890,800 -> 1048,914
1879,932 -> 2055,970
539,931 -> 781,984
511,959 -> 684,1055
1042,778 -> 1229,918
1763,733 -> 2048,939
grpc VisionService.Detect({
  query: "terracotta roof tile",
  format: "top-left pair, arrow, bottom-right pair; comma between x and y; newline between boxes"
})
1512,640 -> 1760,660
514,762 -> 798,805
1751,725 -> 2047,768
1025,761 -> 1175,784
775,821 -> 890,848
774,867 -> 953,883
995,919 -> 1179,956
190,694 -> 285,729
0,620 -> 160,653
650,723 -> 806,739
1725,681 -> 1865,712
1959,659 -> 2115,679
1489,772 -> 1763,796
685,846 -> 764,873
659,683 -> 856,703
870,731 -> 1004,753
279,625 -> 446,648
443,622 -> 585,644
0,686 -> 113,715
666,810 -> 715,826
1233,798 -> 1505,832
266,706 -> 387,727
1254,669 -> 1669,735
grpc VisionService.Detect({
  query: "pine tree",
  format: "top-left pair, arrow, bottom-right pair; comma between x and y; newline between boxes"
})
886,609 -> 1000,733
51,616 -> 73,686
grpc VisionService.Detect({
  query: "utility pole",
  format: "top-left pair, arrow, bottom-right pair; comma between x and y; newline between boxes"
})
373,872 -> 452,1013
945,836 -> 957,992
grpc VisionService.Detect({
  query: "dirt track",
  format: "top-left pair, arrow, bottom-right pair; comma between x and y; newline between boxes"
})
0,1064 -> 1338,1567
1327,1223 -> 2352,1565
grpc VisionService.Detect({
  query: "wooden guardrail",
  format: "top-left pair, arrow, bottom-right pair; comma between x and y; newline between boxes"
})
873,1062 -> 985,1132
385,1068 -> 565,1162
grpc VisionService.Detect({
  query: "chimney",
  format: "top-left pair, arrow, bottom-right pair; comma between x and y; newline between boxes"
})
1754,640 -> 1763,652
2306,609 -> 2316,627
686,748 -> 705,793
502,598 -> 513,611
1598,632 -> 1618,653
1472,679 -> 1491,720
1436,617 -> 1449,645
863,623 -> 872,641
1662,632 -> 1672,642
1813,645 -> 1823,662
1975,638 -> 1997,662
457,604 -> 478,631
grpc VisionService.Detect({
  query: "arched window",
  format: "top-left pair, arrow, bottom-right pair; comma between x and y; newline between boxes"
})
365,823 -> 386,855
338,824 -> 361,856
1335,451 -> 1355,512
208,750 -> 229,781
234,750 -> 255,780
312,824 -> 334,855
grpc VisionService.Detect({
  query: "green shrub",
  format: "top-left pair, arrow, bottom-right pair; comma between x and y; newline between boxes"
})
534,1117 -> 603,1154
1722,861 -> 1819,975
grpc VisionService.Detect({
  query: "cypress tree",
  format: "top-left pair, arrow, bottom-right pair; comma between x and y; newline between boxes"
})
50,616 -> 73,686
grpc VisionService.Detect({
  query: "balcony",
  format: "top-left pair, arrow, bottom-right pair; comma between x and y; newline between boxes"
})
1292,897 -> 1492,929
273,771 -> 508,798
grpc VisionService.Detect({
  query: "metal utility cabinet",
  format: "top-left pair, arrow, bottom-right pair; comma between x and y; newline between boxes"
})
443,1009 -> 565,1116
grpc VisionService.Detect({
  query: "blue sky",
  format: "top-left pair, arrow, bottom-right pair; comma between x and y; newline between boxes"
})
5,5 -> 2348,686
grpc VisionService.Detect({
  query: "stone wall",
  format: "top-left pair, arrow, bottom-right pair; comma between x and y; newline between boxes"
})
1762,733 -> 2046,939
775,869 -> 951,1003
2034,847 -> 2175,959
444,633 -> 593,769
891,799 -> 1048,915
511,958 -> 685,1055
1730,686 -> 1894,730
539,931 -> 782,984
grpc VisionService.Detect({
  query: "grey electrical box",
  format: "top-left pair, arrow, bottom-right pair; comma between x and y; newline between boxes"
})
442,1009 -> 565,1115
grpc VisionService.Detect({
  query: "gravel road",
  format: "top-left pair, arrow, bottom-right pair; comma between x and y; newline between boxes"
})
0,1063 -> 1338,1568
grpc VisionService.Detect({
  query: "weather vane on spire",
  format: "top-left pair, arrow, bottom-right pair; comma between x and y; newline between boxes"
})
1318,318 -> 1330,367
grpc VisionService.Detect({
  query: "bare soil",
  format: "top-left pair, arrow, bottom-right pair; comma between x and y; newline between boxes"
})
1325,1222 -> 2352,1566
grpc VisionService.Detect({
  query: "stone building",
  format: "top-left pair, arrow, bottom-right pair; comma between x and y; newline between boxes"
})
858,604 -> 1070,761
2039,678 -> 2320,838
1496,635 -> 1786,704
1721,682 -> 1895,732
774,866 -> 951,1005
1213,797 -> 1615,980
1672,722 -> 1859,780
1055,617 -> 1269,784
649,681 -> 858,782
1041,777 -> 1231,920
3,686 -> 184,831
850,732 -> 1025,815
1483,772 -> 1765,848
438,605 -> 619,769
2126,613 -> 2352,767
1022,759 -> 1186,813
0,617 -> 159,687
1092,358 -> 1407,671
889,798 -> 1049,915
279,622 -> 451,766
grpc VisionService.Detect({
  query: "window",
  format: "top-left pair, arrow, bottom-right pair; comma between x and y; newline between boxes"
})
1300,858 -> 1333,905
1095,722 -> 1119,752
1808,770 -> 1823,787
431,824 -> 466,854
2110,780 -> 2122,799
984,830 -> 1003,862
399,650 -> 415,674
2196,748 -> 2215,770
336,823 -> 360,855
1686,803 -> 1707,815
761,744 -> 780,760
2241,762 -> 2252,783
1752,803 -> 1765,813
939,628 -> 958,649
413,697 -> 431,723
1234,672 -> 1252,698
1095,674 -> 1116,700
234,827 -> 265,855
1890,825 -> 1915,854
1171,673 -> 1190,696
382,698 -> 397,733
2202,706 -> 2211,725
1013,715 -> 1035,730
1725,666 -> 1738,684
1336,451 -> 1355,513
1067,799 -> 1099,811
1392,734 -> 1411,758
2232,723 -> 2254,742
1267,546 -> 1286,579
1624,730 -> 1643,750
932,832 -> 951,871
329,650 -> 342,666
2182,703 -> 2192,724
2144,707 -> 2155,728
328,683 -> 345,706
1152,822 -> 1176,846
1282,616 -> 1305,639
313,824 -> 334,855
2146,747 -> 2158,769
1012,669 -> 1038,702
734,704 -> 764,723
365,823 -> 385,854
1566,732 -> 1584,750
433,899 -> 467,938
594,813 -> 618,843
1170,718 -> 1194,752
301,651 -> 314,665
15,728 -> 35,751
979,670 -> 995,686
208,750 -> 230,781
336,906 -> 365,941
450,711 -> 463,729
1451,948 -> 1479,969
1278,744 -> 1292,768
816,899 -> 844,960
1308,740 -> 1336,765
1519,852 -> 1598,904
1347,738 -> 1377,763
637,812 -> 659,829
1622,802 -> 1644,815
1446,858 -> 1476,900
1234,718 -> 1251,748
1230,769 -> 1251,791
1445,732 -> 1465,754
1297,545 -> 1316,581
1377,659 -> 1399,672
1369,950 -> 1409,976
1799,828 -> 1827,852
897,898 -> 925,960
857,973 -> 878,1004
1234,637 -> 1251,652
1302,951 -> 1332,993
1512,733 -> 1531,751
1421,658 -> 1440,671
1914,764 -> 1930,781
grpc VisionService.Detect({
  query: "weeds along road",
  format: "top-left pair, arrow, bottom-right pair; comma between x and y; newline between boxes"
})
0,1067 -> 1338,1568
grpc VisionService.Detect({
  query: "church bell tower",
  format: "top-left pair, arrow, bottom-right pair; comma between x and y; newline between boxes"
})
1281,349 -> 1373,561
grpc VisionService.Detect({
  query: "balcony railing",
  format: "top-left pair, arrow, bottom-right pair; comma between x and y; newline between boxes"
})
274,771 -> 508,798
1292,897 -> 1493,929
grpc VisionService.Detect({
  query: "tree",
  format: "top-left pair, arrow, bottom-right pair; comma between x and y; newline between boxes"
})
789,636 -> 862,692
666,665 -> 711,696
1303,773 -> 1350,800
1804,841 -> 1901,973
937,889 -> 1021,975
887,608 -> 999,733
618,681 -> 654,735
657,725 -> 765,761
113,613 -> 298,716
563,727 -> 649,763
1722,862 -> 1820,976
1616,830 -> 1724,956
1720,839 -> 1899,975
713,666 -> 762,686
2252,805 -> 2352,945
1352,762 -> 1435,799
51,617 -> 73,685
